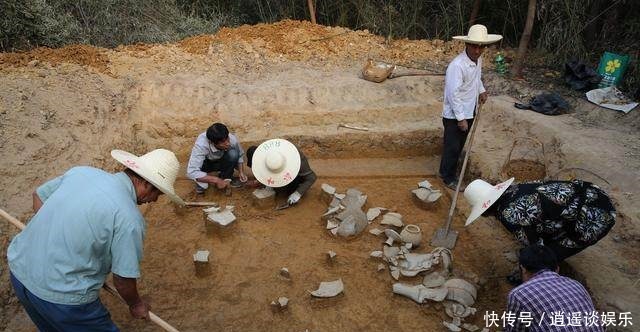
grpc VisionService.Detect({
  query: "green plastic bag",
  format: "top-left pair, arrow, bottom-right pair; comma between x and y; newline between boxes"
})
597,52 -> 629,88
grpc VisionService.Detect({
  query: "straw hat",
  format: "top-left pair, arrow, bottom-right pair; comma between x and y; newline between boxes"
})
251,139 -> 301,188
453,24 -> 502,45
463,177 -> 514,226
111,149 -> 185,206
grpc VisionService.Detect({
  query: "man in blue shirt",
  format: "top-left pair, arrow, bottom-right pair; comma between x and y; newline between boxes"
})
7,148 -> 184,331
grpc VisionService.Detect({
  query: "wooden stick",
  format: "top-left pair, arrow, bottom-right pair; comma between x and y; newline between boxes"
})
184,201 -> 219,207
338,123 -> 370,131
0,208 -> 181,332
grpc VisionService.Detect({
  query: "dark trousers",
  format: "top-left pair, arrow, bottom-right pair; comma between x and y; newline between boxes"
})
201,149 -> 239,180
10,273 -> 119,332
439,117 -> 474,183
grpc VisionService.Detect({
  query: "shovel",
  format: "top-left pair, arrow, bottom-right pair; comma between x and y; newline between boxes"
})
274,202 -> 291,211
0,208 -> 180,332
431,103 -> 483,249
361,59 -> 444,83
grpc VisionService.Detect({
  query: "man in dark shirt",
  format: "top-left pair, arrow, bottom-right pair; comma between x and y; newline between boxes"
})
465,178 -> 616,261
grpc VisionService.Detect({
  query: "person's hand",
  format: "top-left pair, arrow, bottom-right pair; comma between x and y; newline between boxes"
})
457,119 -> 469,132
215,177 -> 229,189
239,172 -> 248,183
129,300 -> 150,320
479,92 -> 488,104
287,191 -> 301,205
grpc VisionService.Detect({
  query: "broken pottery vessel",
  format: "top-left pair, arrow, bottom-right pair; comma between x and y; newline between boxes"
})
384,229 -> 402,246
321,183 -> 336,204
341,188 -> 367,209
397,253 -> 435,277
422,271 -> 446,288
392,283 -> 448,303
310,279 -> 344,298
400,225 -> 422,247
444,279 -> 477,307
380,212 -> 403,227
205,206 -> 236,226
444,301 -> 477,319
335,207 -> 368,237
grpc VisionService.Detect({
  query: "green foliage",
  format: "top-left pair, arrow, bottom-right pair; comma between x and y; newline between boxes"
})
0,0 -> 638,93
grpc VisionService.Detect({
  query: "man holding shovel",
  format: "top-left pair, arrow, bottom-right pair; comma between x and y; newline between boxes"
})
439,24 -> 502,190
7,148 -> 184,331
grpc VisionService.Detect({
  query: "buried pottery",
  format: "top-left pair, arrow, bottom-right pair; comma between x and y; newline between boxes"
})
444,278 -> 477,306
368,228 -> 384,236
310,279 -> 344,298
422,271 -> 447,288
444,301 -> 477,319
397,253 -> 436,277
400,224 -> 422,247
384,229 -> 402,246
270,297 -> 289,310
392,283 -> 448,303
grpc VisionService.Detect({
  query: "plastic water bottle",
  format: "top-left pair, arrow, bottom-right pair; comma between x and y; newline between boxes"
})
495,52 -> 506,75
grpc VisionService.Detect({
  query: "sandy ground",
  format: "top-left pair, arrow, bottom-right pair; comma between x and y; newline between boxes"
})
1,20 -> 639,331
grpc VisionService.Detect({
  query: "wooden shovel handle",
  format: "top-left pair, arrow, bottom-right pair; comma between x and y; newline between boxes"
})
0,208 -> 181,332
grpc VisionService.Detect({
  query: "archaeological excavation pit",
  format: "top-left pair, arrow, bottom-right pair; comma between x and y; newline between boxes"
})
90,130 -> 527,332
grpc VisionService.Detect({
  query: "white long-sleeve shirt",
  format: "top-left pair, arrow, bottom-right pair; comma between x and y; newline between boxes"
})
442,51 -> 485,121
186,132 -> 244,180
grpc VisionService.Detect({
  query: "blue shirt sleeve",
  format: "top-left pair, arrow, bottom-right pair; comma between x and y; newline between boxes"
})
36,175 -> 64,202
110,214 -> 144,278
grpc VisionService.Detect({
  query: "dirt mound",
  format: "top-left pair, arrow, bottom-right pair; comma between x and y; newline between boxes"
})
0,44 -> 110,72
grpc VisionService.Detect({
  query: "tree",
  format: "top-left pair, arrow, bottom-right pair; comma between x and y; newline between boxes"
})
512,0 -> 536,78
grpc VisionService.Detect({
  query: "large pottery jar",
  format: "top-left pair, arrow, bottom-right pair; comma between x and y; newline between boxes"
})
400,224 -> 422,247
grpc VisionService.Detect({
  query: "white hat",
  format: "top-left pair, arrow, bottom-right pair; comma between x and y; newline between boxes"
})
453,24 -> 502,45
111,149 -> 185,206
463,177 -> 514,226
252,139 -> 301,188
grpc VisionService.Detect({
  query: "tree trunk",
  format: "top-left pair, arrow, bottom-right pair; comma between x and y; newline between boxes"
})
512,0 -> 536,78
468,0 -> 481,27
307,0 -> 317,24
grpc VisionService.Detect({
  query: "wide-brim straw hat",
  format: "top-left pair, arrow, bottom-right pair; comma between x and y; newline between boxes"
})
252,138 -> 301,188
111,149 -> 185,206
453,24 -> 502,45
464,177 -> 514,226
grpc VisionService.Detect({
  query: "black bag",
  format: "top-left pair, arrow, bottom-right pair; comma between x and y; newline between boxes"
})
564,59 -> 602,91
514,93 -> 570,116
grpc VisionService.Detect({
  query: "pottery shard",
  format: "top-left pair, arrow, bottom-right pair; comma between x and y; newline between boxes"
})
392,283 -> 448,303
327,250 -> 337,260
366,207 -> 386,222
412,187 -> 442,203
443,321 -> 462,332
423,271 -> 446,288
310,279 -> 344,298
444,279 -> 477,307
377,263 -> 386,271
253,187 -> 275,209
193,250 -> 210,262
253,187 -> 275,199
206,207 -> 236,226
380,212 -> 403,227
462,324 -> 480,332
280,267 -> 290,279
398,253 -> 435,277
321,183 -> 336,204
445,302 -> 476,319
418,180 -> 434,189
271,297 -> 289,310
326,219 -> 340,229
369,228 -> 383,236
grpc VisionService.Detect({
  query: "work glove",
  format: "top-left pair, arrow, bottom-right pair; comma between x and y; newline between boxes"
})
287,191 -> 301,205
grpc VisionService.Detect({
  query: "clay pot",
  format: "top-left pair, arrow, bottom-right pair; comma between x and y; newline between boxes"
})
400,225 -> 422,247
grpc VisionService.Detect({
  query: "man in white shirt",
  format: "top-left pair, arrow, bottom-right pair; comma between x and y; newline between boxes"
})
187,123 -> 247,194
439,24 -> 502,189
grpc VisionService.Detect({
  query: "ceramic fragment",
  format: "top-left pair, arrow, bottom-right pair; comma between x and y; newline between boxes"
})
326,219 -> 340,229
377,263 -> 386,271
310,279 -> 344,298
422,271 -> 446,288
462,323 -> 480,332
327,250 -> 337,260
370,251 -> 383,258
366,207 -> 386,222
380,212 -> 403,227
193,250 -> 210,262
280,267 -> 290,279
392,283 -> 448,303
369,228 -> 383,236
443,321 -> 462,332
321,183 -> 336,195
253,187 -> 275,199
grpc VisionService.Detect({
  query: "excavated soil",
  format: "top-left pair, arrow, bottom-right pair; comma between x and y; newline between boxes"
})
1,20 -> 639,332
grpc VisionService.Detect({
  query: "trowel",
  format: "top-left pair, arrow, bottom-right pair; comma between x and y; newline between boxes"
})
274,202 -> 291,211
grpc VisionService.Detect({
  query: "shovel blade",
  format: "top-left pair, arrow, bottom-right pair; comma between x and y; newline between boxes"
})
430,228 -> 458,249
274,203 -> 290,211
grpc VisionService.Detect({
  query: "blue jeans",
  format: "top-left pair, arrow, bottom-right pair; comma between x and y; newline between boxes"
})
201,148 -> 240,180
10,273 -> 119,332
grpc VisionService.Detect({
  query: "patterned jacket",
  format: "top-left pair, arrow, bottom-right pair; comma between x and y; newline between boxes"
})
494,180 -> 616,250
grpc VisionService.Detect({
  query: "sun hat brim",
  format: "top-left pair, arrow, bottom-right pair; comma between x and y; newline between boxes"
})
252,139 -> 301,188
465,177 -> 514,226
111,150 -> 185,206
452,34 -> 503,45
